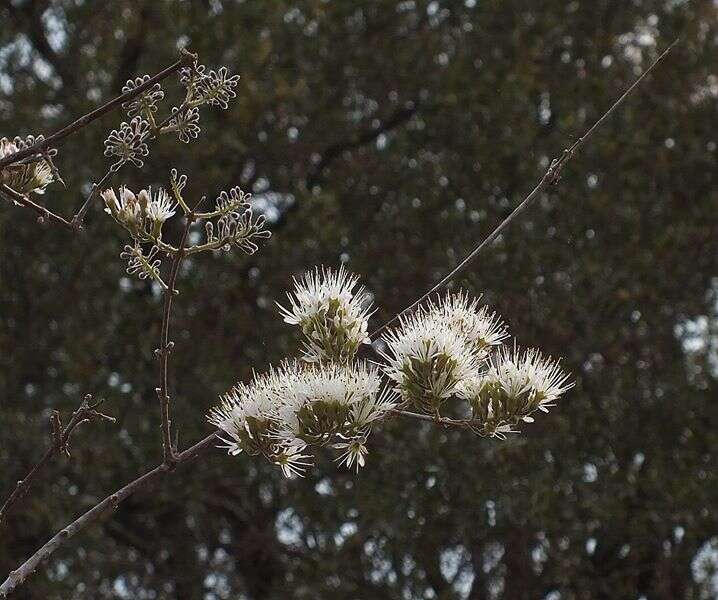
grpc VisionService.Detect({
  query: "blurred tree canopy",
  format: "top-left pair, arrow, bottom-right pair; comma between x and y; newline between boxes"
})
1,1 -> 717,598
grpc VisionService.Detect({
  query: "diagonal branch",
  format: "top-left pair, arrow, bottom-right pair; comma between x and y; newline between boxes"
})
0,39 -> 678,598
369,39 -> 680,340
0,184 -> 73,229
0,394 -> 114,529
0,432 -> 216,598
0,49 -> 196,171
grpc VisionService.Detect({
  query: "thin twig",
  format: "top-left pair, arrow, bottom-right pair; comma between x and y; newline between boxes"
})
156,206 -> 199,464
0,40 -> 678,597
0,184 -> 74,229
0,395 -> 114,529
71,168 -> 114,229
389,408 -> 463,426
0,50 -> 196,171
0,432 -> 216,598
369,39 -> 679,340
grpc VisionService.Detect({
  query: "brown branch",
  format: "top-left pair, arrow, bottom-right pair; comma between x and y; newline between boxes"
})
0,394 -> 114,529
71,168 -> 114,229
0,49 -> 196,171
0,431 -> 217,598
0,184 -> 73,229
156,203 -> 201,464
369,38 -> 679,340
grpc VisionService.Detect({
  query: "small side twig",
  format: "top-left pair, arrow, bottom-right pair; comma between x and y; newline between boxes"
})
155,205 -> 199,465
0,394 -> 114,529
0,184 -> 74,230
71,168 -> 114,229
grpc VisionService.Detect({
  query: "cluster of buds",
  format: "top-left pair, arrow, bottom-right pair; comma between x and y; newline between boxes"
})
103,58 -> 240,177
208,361 -> 397,476
101,186 -> 176,239
0,136 -> 55,195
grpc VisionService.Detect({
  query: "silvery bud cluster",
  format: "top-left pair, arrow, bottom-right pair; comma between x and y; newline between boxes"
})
101,186 -> 175,239
0,136 -> 55,195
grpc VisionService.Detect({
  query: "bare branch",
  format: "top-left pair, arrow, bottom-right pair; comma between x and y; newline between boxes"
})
0,432 -> 216,598
306,102 -> 418,190
370,39 -> 679,340
0,184 -> 73,230
156,201 -> 202,465
0,395 -> 114,529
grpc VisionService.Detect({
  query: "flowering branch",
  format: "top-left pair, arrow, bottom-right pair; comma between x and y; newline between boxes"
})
0,394 -> 114,530
0,50 -> 195,171
0,40 -> 678,597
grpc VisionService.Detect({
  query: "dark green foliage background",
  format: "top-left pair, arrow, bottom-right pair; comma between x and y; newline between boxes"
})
1,1 -> 717,598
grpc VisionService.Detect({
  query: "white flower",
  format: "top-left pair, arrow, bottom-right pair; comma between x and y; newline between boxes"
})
333,436 -> 369,472
350,386 -> 397,428
380,309 -> 480,411
429,291 -> 508,352
274,445 -> 313,478
277,266 -> 373,363
145,188 -> 176,224
102,186 -> 144,230
0,139 -> 19,158
458,345 -> 573,436
516,347 -> 574,411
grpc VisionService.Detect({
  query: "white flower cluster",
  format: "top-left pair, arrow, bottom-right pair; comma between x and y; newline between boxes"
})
458,346 -> 574,438
381,292 -> 572,436
278,266 -> 373,363
0,136 -> 54,195
101,186 -> 176,239
209,268 -> 573,477
207,361 -> 397,476
380,292 -> 507,414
